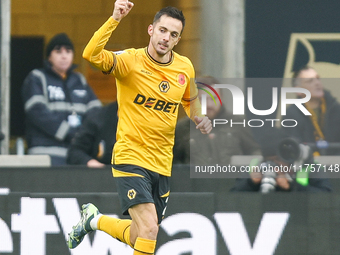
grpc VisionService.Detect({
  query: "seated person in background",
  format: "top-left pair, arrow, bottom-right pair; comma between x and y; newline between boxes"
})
285,66 -> 340,155
230,127 -> 332,192
22,33 -> 101,165
173,76 -> 261,165
67,101 -> 118,167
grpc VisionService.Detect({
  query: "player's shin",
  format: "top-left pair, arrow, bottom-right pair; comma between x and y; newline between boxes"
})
98,215 -> 133,247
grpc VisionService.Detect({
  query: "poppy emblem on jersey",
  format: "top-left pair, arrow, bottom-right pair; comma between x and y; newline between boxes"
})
178,73 -> 185,85
159,81 -> 170,93
127,189 -> 136,200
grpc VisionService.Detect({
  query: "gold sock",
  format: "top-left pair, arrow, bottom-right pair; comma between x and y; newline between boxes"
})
98,215 -> 132,247
133,237 -> 156,255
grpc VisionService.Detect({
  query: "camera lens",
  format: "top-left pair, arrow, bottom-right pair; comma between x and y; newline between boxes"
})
279,138 -> 300,162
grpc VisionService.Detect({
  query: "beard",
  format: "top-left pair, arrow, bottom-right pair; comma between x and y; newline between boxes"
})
148,38 -> 174,62
154,40 -> 171,55
156,47 -> 169,56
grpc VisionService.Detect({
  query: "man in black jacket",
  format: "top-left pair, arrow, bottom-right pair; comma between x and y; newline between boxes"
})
22,33 -> 101,165
284,66 -> 340,155
67,102 -> 118,167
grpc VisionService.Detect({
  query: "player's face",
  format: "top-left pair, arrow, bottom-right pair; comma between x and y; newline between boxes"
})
296,68 -> 324,99
48,46 -> 74,76
148,15 -> 182,61
199,88 -> 222,119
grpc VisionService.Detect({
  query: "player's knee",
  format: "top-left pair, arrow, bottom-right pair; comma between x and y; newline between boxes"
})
141,222 -> 159,239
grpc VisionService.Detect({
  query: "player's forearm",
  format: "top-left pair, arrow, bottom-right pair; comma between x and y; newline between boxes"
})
182,97 -> 204,123
82,17 -> 119,72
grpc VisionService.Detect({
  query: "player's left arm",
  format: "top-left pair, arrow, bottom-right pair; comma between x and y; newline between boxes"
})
180,62 -> 212,134
181,91 -> 212,135
194,115 -> 212,134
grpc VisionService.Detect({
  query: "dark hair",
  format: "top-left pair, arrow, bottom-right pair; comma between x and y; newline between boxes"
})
153,6 -> 185,34
292,65 -> 314,87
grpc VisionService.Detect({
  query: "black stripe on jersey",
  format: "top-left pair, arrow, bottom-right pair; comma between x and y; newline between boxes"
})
182,95 -> 198,102
102,52 -> 117,75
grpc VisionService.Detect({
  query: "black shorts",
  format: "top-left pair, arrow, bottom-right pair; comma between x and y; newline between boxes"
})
112,164 -> 170,224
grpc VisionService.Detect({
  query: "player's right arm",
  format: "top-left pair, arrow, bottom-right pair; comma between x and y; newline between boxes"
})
112,0 -> 134,22
82,0 -> 134,72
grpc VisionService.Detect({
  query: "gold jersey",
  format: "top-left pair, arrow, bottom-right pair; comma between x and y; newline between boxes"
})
83,17 -> 203,176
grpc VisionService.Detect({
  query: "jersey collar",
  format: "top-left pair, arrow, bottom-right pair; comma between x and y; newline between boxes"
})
145,47 -> 174,66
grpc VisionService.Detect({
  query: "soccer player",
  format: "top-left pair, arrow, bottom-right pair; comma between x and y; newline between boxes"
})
67,1 -> 212,254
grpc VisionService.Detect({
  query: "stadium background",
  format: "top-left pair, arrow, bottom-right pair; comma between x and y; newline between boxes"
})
1,0 -> 340,254
7,0 -> 340,144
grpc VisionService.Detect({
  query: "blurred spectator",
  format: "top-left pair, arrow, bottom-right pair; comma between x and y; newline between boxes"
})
285,66 -> 340,155
67,101 -> 118,167
22,33 -> 101,165
173,76 -> 261,165
230,128 -> 332,192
